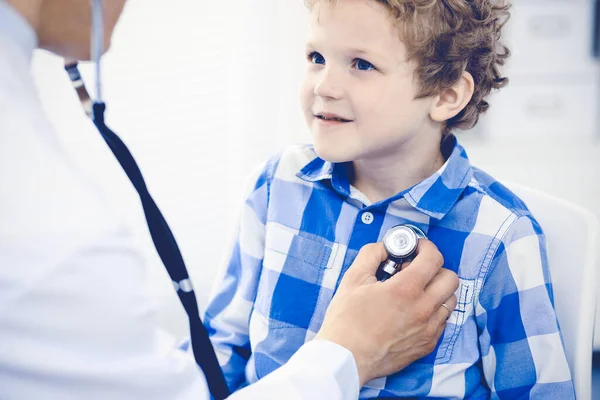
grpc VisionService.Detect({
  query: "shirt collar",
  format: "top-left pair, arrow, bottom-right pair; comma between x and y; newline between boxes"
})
297,135 -> 473,220
0,1 -> 38,65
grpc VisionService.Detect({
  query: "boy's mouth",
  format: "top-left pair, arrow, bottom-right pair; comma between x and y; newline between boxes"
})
314,113 -> 353,123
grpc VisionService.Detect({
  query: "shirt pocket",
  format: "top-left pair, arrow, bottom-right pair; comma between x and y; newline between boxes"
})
435,278 -> 475,364
254,223 -> 335,329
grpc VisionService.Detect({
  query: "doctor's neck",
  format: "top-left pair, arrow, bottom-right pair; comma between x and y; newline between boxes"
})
5,0 -> 125,61
5,0 -> 42,33
6,0 -> 83,59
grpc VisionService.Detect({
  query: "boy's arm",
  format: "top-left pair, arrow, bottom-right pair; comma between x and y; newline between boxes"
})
476,215 -> 575,399
203,163 -> 271,392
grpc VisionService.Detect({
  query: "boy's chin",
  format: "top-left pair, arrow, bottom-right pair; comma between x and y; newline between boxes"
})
313,141 -> 355,164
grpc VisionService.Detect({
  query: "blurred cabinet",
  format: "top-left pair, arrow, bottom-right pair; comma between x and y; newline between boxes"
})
464,0 -> 600,350
483,0 -> 600,138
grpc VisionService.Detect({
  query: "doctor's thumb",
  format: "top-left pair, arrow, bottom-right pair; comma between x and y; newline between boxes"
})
344,242 -> 388,283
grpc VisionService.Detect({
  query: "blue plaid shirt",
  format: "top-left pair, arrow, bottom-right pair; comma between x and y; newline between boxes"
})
204,136 -> 575,399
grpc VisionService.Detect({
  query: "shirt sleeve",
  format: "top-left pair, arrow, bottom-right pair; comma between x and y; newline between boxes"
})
476,215 -> 576,399
203,161 -> 272,391
228,340 -> 359,400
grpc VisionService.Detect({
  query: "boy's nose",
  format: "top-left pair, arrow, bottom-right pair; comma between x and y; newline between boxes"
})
314,68 -> 344,100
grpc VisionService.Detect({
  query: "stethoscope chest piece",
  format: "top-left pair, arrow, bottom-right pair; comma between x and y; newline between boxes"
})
377,224 -> 426,281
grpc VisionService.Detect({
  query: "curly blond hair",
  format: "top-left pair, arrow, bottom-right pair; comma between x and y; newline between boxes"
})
305,0 -> 511,134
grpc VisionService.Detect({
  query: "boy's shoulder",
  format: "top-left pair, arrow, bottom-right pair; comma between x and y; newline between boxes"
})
464,165 -> 537,229
469,167 -> 528,213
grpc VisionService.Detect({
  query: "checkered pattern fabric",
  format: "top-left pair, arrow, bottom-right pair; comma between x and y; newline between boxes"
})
204,136 -> 575,399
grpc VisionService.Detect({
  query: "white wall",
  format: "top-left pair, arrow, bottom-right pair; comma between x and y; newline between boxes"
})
31,0 -> 296,338
31,0 -> 600,344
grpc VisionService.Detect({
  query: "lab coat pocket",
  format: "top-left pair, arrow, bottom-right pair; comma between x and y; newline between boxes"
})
435,278 -> 475,364
254,222 -> 335,329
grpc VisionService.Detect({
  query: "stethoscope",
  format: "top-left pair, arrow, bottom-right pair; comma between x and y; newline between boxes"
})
376,224 -> 427,282
62,2 -> 230,399
65,3 -> 421,394
64,0 -> 103,118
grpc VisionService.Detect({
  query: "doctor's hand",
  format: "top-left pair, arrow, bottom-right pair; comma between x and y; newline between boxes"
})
314,239 -> 458,387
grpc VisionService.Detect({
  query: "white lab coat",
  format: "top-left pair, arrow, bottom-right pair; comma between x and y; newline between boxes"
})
0,3 -> 359,399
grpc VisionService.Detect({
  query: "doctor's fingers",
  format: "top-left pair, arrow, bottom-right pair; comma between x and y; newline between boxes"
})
390,239 -> 444,290
423,268 -> 459,310
343,242 -> 388,284
415,292 -> 457,351
433,292 -> 458,326
425,294 -> 457,352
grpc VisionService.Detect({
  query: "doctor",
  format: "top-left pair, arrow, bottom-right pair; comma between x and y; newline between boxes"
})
0,0 -> 459,399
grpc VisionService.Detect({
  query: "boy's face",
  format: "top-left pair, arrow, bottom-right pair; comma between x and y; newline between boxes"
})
300,0 -> 435,163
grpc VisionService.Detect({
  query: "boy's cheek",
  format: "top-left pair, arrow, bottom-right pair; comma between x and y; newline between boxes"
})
299,88 -> 315,113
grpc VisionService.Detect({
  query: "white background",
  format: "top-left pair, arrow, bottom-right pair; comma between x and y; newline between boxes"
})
31,0 -> 600,343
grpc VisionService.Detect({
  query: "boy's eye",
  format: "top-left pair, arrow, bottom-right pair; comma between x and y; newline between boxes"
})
353,58 -> 375,71
308,52 -> 325,65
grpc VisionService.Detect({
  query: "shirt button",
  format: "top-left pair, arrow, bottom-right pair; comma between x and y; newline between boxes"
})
361,212 -> 374,225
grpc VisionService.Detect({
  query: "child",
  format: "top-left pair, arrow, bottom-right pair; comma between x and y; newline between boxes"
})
204,0 -> 575,398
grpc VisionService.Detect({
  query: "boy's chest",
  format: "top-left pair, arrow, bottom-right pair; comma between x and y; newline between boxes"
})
248,217 -> 488,397
251,195 -> 493,336
261,187 -> 493,291
249,187 -> 506,366
247,213 -> 491,397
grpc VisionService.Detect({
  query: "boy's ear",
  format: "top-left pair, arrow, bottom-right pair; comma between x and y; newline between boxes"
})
429,71 -> 475,123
